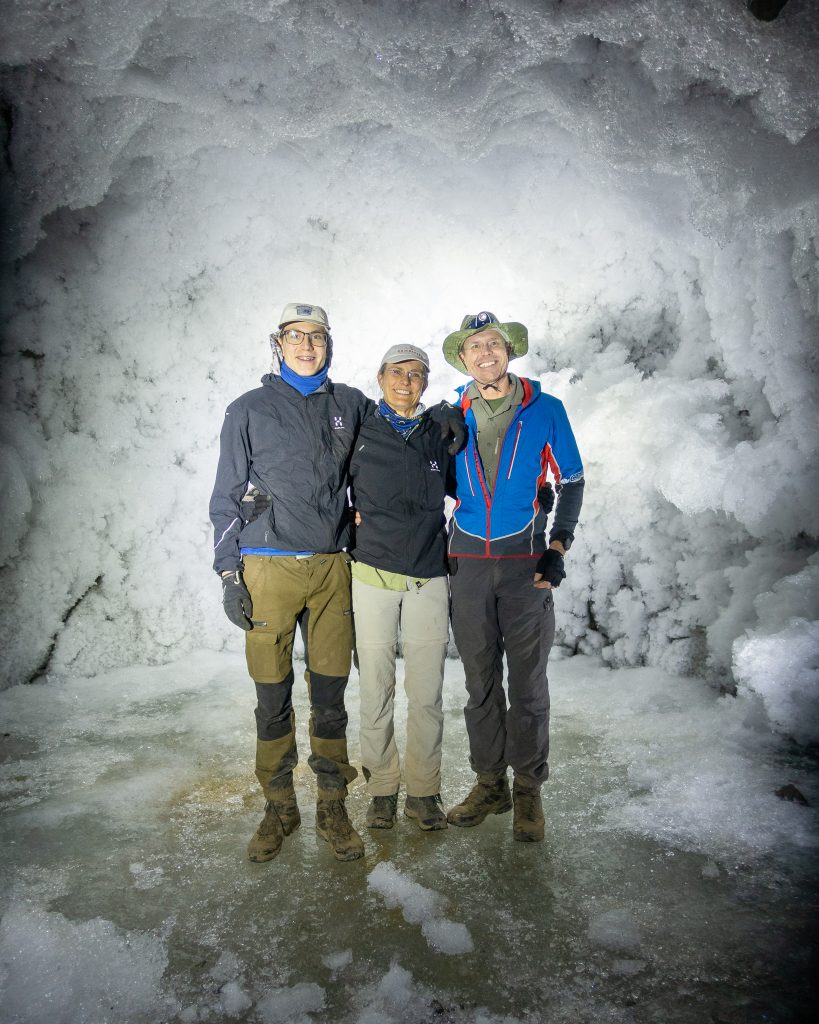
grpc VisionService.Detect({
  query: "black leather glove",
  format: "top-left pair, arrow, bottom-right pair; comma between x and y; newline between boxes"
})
429,402 -> 467,456
221,570 -> 253,630
241,491 -> 271,525
537,482 -> 554,515
534,549 -> 566,588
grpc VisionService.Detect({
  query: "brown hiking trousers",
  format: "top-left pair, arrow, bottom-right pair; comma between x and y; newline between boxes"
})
242,553 -> 357,795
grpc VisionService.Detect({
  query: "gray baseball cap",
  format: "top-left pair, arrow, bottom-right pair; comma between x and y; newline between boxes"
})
278,302 -> 330,330
379,343 -> 430,369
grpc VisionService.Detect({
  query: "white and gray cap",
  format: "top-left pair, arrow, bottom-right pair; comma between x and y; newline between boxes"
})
278,302 -> 330,330
379,343 -> 430,369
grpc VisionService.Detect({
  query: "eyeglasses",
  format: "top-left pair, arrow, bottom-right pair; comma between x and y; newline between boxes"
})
278,328 -> 328,347
464,311 -> 500,330
462,337 -> 505,354
385,366 -> 426,383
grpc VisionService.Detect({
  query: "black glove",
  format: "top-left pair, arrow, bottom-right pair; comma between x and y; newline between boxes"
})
221,570 -> 253,630
430,402 -> 467,456
534,549 -> 566,588
241,491 -> 272,525
537,482 -> 554,515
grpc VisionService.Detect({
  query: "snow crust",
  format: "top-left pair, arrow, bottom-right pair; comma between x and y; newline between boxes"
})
0,1 -> 817,742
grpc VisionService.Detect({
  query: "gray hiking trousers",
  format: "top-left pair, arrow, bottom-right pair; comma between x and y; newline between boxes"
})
449,557 -> 555,785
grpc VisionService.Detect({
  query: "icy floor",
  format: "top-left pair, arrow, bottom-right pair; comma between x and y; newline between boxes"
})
1,653 -> 817,1024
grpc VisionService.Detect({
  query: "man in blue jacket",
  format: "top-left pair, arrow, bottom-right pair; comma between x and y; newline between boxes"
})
443,311 -> 585,842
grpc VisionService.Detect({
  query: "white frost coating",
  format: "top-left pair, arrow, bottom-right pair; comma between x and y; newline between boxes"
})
732,557 -> 819,745
0,0 -> 817,746
0,903 -> 171,1023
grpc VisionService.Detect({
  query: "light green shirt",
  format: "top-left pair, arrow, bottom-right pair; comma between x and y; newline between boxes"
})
351,560 -> 431,592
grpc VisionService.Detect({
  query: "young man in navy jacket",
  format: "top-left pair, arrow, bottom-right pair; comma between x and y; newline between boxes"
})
443,311 -> 585,842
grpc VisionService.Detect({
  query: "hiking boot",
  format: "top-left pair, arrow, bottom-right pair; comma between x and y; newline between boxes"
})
404,794 -> 448,831
512,779 -> 545,843
366,793 -> 398,829
247,801 -> 286,862
447,773 -> 512,827
316,790 -> 365,861
271,790 -> 301,836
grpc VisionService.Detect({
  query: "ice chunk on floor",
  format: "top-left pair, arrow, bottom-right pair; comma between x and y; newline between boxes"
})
368,862 -> 474,956
322,948 -> 353,971
256,981 -> 325,1023
219,979 -> 253,1016
0,903 -> 170,1022
421,917 -> 475,955
588,909 -> 643,951
368,860 -> 446,923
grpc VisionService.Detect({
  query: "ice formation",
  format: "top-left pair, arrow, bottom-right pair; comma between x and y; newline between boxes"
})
368,861 -> 475,954
0,1 -> 817,743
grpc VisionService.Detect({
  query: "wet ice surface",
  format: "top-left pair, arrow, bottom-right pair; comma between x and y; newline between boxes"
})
1,653 -> 817,1024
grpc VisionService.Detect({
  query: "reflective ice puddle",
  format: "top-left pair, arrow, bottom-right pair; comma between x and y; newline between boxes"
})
1,652 -> 816,1024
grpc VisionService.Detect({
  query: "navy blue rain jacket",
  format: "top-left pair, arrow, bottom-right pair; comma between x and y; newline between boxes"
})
209,374 -> 372,573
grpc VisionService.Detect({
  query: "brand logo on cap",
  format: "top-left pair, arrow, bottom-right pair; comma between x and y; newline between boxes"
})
296,305 -> 314,316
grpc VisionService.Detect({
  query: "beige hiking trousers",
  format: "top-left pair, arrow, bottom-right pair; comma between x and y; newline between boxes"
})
352,575 -> 449,798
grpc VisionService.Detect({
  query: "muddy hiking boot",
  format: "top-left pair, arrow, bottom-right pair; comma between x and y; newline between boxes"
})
447,772 -> 513,827
404,794 -> 448,831
247,791 -> 301,863
512,779 -> 545,843
366,793 -> 398,829
316,789 -> 365,861
271,790 -> 301,836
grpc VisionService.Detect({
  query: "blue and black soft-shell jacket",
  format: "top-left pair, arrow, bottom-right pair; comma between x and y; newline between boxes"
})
449,377 -> 584,558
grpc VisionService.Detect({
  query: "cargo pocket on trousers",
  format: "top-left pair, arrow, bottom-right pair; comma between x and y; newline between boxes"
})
246,630 -> 286,683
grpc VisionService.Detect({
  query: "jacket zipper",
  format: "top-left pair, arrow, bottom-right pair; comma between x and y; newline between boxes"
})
475,404 -> 526,557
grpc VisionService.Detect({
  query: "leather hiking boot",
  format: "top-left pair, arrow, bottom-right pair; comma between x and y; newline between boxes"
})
316,791 -> 365,861
512,780 -> 545,843
271,790 -> 301,836
366,794 -> 398,829
404,794 -> 448,831
247,801 -> 286,862
447,773 -> 512,827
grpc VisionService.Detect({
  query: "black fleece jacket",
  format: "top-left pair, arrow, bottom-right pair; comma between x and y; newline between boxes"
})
349,409 -> 454,578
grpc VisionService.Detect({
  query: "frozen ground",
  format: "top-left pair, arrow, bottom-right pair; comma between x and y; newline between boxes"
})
1,653 -> 817,1024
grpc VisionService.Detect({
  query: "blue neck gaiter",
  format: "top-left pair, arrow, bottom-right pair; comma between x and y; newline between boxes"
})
378,399 -> 422,439
280,362 -> 329,396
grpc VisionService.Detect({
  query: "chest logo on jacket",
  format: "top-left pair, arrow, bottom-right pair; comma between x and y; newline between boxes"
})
429,460 -> 440,473
333,416 -> 344,429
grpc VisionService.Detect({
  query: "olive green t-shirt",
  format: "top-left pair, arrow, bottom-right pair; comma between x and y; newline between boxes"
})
467,374 -> 524,492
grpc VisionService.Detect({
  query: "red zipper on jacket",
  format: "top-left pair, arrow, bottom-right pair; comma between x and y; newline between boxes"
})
460,380 -> 533,557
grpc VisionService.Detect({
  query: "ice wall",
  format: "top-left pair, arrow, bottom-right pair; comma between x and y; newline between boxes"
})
1,1 -> 817,739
